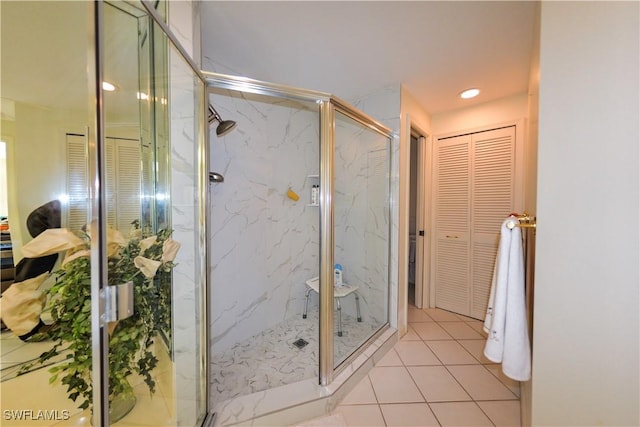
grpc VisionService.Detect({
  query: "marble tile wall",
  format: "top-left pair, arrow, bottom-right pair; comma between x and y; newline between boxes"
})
168,0 -> 197,63
209,90 -> 321,353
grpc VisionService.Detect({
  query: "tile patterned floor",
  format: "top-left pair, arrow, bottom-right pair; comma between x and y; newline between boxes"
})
212,308 -> 380,404
1,339 -> 175,426
299,306 -> 521,427
1,329 -> 67,381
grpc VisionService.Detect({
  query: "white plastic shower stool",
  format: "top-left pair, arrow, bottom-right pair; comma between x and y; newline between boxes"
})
302,276 -> 362,337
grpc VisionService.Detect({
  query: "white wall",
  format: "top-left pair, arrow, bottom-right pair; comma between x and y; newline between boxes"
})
401,88 -> 431,134
4,103 -> 87,261
168,0 -> 198,65
431,93 -> 528,136
532,2 -> 639,425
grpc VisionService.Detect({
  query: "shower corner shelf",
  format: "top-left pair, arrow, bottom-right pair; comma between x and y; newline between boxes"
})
307,174 -> 319,206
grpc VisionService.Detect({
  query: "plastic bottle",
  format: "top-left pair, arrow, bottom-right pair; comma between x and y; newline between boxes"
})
334,263 -> 343,286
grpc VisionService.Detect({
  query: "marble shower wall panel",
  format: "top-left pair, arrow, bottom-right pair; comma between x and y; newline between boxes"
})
334,116 -> 390,325
210,91 -> 320,353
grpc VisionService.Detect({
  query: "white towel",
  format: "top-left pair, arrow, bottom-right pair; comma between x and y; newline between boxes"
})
483,216 -> 531,381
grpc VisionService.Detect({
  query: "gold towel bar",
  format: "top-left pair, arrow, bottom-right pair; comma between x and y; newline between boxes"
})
506,213 -> 537,230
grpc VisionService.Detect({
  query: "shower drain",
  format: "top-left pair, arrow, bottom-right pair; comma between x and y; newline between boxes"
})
292,338 -> 309,349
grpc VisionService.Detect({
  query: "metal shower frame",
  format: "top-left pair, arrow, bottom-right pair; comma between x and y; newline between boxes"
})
202,71 -> 394,386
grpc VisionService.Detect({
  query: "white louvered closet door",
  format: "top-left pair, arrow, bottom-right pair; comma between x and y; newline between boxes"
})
470,127 -> 516,319
66,135 -> 140,234
433,126 -> 517,319
434,134 -> 471,316
66,134 -> 89,232
110,138 -> 141,234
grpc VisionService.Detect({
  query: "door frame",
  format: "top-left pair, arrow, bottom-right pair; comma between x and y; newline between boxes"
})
411,131 -> 429,309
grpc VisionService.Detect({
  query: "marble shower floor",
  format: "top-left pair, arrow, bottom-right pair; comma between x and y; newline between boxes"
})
211,308 -> 380,404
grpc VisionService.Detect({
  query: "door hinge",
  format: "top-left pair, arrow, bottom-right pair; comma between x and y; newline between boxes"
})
102,281 -> 134,323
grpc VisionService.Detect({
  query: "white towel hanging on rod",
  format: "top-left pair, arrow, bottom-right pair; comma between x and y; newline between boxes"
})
483,216 -> 531,381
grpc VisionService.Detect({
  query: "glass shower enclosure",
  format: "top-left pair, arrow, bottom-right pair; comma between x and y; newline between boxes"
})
0,1 -> 208,426
205,73 -> 393,424
1,1 -> 393,425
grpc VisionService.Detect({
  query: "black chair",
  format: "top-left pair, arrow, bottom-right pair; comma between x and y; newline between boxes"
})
12,200 -> 62,283
1,200 -> 61,339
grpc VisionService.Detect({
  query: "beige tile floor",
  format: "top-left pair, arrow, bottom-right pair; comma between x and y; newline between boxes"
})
0,339 -> 175,426
299,306 -> 521,427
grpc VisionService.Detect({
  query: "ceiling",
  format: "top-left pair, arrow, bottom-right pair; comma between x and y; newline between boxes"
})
200,1 -> 537,115
1,2 -> 538,122
1,2 -> 142,124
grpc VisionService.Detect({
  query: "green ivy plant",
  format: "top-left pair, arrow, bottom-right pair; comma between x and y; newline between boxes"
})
22,224 -> 178,412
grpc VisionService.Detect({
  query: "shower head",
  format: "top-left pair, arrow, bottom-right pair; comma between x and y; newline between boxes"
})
215,119 -> 237,137
208,104 -> 237,137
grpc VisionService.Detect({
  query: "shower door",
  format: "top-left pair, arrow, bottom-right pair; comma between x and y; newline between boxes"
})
331,106 -> 391,368
102,2 -> 209,426
0,2 -> 100,424
0,1 -> 208,426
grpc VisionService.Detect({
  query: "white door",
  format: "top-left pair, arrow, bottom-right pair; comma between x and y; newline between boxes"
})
414,135 -> 427,308
432,126 -> 517,319
66,135 -> 140,234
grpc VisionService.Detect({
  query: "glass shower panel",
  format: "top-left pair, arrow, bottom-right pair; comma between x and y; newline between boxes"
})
0,0 -> 98,422
333,109 -> 391,367
103,2 -> 142,235
161,18 -> 209,427
209,88 -> 321,407
1,1 -> 207,424
104,3 -> 208,424
102,2 -> 160,424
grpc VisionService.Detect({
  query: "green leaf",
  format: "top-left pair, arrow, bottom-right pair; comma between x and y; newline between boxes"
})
27,228 -> 176,414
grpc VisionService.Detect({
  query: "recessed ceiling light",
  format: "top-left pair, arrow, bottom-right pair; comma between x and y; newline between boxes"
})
102,81 -> 116,91
459,88 -> 480,99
